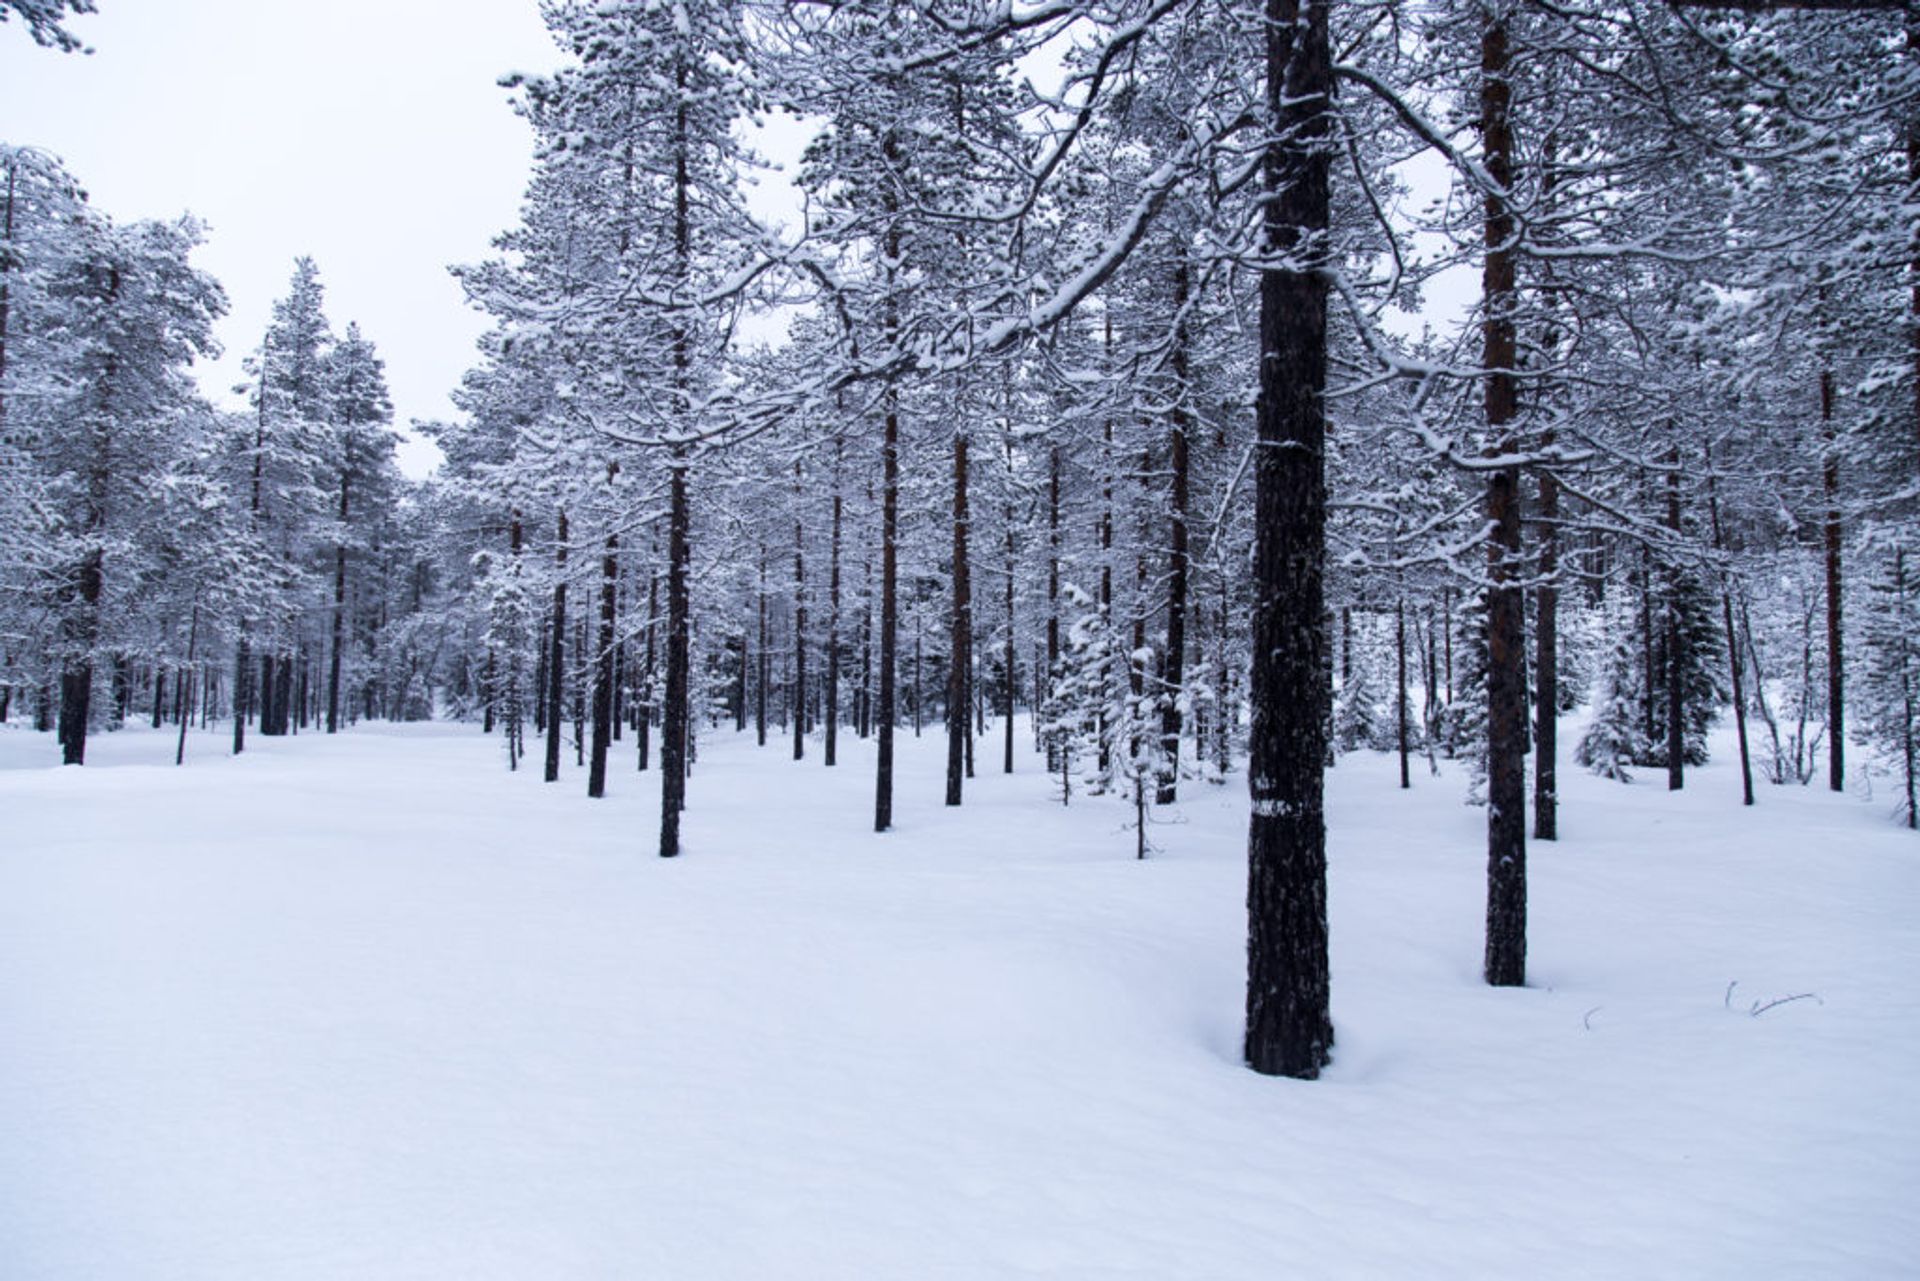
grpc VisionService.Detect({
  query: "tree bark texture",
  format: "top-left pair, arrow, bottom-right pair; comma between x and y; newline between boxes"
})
1244,0 -> 1334,1080
1481,8 -> 1528,990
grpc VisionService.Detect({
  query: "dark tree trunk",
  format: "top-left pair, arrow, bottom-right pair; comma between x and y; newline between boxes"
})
544,509 -> 568,783
1533,464 -> 1558,834
275,656 -> 294,737
483,652 -> 496,734
756,547 -> 769,747
1099,344 -> 1115,779
1003,425 -> 1017,776
639,563 -> 658,770
1159,248 -> 1191,804
232,635 -> 249,755
328,474 -> 350,734
733,632 -> 746,734
176,605 -> 200,767
877,383 -> 899,830
589,530 -> 617,799
1822,365 -> 1844,792
660,50 -> 693,858
1397,596 -> 1411,789
1666,459 -> 1686,792
660,456 -> 691,857
1003,548 -> 1016,774
534,623 -> 548,735
827,439 -> 843,767
946,430 -> 971,807
1244,0 -> 1334,1081
1707,456 -> 1755,805
1046,444 -> 1062,768
793,471 -> 807,762
1641,556 -> 1658,745
1481,9 -> 1528,990
58,551 -> 100,765
1340,606 -> 1352,685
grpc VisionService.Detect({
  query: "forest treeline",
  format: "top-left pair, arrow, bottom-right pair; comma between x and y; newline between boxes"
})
3,0 -> 1917,1079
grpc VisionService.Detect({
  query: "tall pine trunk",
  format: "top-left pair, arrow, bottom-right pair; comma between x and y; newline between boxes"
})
660,456 -> 691,857
589,527 -> 617,799
1532,459 -> 1558,834
877,381 -> 900,829
1481,8 -> 1528,990
544,509 -> 568,783
1159,247 -> 1191,805
827,438 -> 843,768
793,467 -> 808,763
1822,365 -> 1844,792
946,428 -> 971,807
1244,0 -> 1334,1080
1707,453 -> 1755,805
327,472 -> 350,734
1666,458 -> 1685,791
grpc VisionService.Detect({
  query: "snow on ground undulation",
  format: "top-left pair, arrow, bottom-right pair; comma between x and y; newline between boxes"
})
1,718 -> 1914,1279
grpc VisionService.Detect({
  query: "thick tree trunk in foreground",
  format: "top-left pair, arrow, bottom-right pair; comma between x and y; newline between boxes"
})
1481,8 -> 1528,989
1244,0 -> 1334,1080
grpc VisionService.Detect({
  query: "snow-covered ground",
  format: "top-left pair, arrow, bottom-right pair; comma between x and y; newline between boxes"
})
2,716 -> 1914,1279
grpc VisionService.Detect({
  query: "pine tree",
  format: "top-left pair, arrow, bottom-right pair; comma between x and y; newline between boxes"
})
1861,546 -> 1919,828
1333,643 -> 1385,755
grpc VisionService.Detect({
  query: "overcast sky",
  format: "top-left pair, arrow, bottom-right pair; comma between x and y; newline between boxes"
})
1,0 -> 562,476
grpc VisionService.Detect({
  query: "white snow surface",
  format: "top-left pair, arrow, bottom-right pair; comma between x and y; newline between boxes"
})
2,718 -> 1915,1279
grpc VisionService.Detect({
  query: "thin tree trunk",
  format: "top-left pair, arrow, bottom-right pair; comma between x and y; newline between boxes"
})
589,528 -> 617,799
793,465 -> 808,763
827,437 -> 843,767
1397,595 -> 1411,789
232,635 -> 249,755
947,429 -> 971,806
327,472 -> 350,733
1822,364 -> 1844,792
1666,457 -> 1686,791
1707,453 -> 1754,806
1160,247 -> 1191,804
756,546 -> 769,747
877,381 -> 900,827
176,604 -> 200,766
1533,463 -> 1559,834
639,555 -> 658,770
544,509 -> 568,782
1046,444 -> 1062,769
